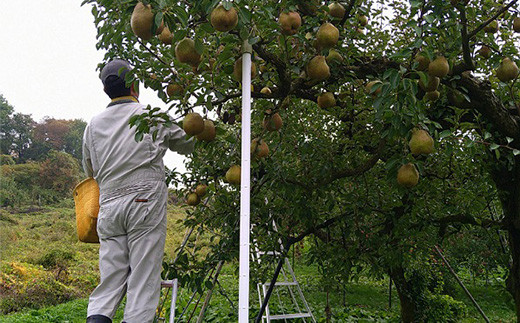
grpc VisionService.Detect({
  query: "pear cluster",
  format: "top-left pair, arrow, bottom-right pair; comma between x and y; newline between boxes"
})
186,184 -> 208,206
397,129 -> 435,188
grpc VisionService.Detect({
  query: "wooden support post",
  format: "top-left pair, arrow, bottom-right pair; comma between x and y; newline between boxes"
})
434,245 -> 490,323
196,261 -> 224,323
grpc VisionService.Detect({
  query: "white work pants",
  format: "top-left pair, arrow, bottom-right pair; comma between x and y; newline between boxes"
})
87,181 -> 167,323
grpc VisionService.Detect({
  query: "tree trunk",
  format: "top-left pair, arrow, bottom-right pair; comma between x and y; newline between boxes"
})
491,156 -> 520,321
389,266 -> 417,323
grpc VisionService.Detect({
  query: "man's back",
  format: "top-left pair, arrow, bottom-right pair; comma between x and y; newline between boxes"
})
83,100 -> 192,193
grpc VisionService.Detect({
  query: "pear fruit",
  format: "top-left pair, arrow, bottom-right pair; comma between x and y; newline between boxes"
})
175,38 -> 201,66
226,165 -> 241,185
131,2 -> 162,40
425,90 -> 440,101
183,112 -> 205,136
317,92 -> 336,108
307,56 -> 330,81
496,58 -> 519,82
186,192 -> 200,206
167,83 -> 183,97
428,56 -> 449,78
514,17 -> 520,33
418,75 -> 440,92
397,163 -> 419,188
447,89 -> 468,108
196,120 -> 216,142
279,12 -> 302,36
328,3 -> 346,19
195,184 -> 207,197
326,49 -> 344,63
263,113 -> 283,131
409,129 -> 434,155
251,139 -> 269,158
233,57 -> 257,82
478,45 -> 492,59
483,20 -> 499,33
358,15 -> 368,26
316,23 -> 340,49
211,4 -> 238,32
260,87 -> 272,95
158,26 -> 174,45
414,54 -> 430,71
365,80 -> 382,96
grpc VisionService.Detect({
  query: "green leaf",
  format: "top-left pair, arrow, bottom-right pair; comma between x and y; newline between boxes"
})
506,137 -> 514,144
489,143 -> 499,150
152,12 -> 163,35
513,149 -> 520,156
239,27 -> 249,40
249,37 -> 260,45
195,39 -> 204,55
222,1 -> 232,10
439,130 -> 451,139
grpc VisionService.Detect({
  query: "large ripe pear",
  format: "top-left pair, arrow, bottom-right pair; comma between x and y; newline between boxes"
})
183,112 -> 205,136
195,184 -> 207,197
425,90 -> 440,101
414,54 -> 430,71
131,3 -> 155,40
365,80 -> 382,96
233,57 -> 257,82
196,119 -> 216,142
418,75 -> 440,92
358,15 -> 368,26
483,20 -> 499,33
263,113 -> 283,131
279,11 -> 302,36
326,49 -> 344,63
428,56 -> 449,78
186,192 -> 200,206
307,56 -> 330,81
514,17 -> 520,33
328,3 -> 346,19
478,45 -> 492,59
175,38 -> 201,66
317,92 -> 336,108
397,163 -> 419,188
226,165 -> 241,185
210,5 -> 238,32
167,83 -> 183,98
316,23 -> 339,49
158,26 -> 174,45
251,139 -> 269,158
496,58 -> 519,82
409,129 -> 434,155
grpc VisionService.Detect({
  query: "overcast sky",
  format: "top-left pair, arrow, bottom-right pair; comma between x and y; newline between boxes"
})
0,0 -> 187,173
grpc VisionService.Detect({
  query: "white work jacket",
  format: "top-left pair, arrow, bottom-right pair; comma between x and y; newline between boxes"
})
82,97 -> 194,194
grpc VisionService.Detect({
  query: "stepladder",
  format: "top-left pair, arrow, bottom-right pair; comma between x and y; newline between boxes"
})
253,224 -> 316,322
155,279 -> 178,323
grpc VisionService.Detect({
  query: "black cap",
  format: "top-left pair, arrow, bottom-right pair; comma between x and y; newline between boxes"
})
100,59 -> 132,86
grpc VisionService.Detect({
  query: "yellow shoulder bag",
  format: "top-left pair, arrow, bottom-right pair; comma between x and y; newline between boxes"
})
73,177 -> 100,243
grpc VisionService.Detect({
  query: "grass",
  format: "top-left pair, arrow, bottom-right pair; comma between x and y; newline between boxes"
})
0,202 -> 516,322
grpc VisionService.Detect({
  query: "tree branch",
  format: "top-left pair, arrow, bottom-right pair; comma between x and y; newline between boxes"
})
458,6 -> 475,71
467,0 -> 518,39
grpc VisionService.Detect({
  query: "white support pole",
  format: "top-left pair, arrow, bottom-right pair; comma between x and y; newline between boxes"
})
238,40 -> 252,322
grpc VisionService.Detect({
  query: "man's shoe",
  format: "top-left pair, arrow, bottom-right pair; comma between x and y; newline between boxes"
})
86,315 -> 112,323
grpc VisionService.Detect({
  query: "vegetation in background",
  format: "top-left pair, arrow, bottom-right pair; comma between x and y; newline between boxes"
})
0,94 -> 86,207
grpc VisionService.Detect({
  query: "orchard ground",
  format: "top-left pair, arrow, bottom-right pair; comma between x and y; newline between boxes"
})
0,203 -> 514,322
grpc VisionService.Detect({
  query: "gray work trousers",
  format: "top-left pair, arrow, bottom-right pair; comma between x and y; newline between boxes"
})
87,181 -> 167,323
